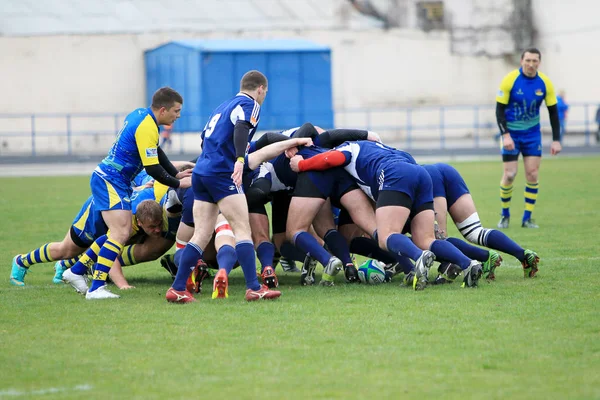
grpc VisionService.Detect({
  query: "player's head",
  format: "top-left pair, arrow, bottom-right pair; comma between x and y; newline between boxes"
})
240,70 -> 268,105
152,87 -> 183,125
520,48 -> 541,77
136,200 -> 163,237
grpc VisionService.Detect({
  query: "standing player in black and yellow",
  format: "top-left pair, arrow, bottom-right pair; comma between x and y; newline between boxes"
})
496,48 -> 562,229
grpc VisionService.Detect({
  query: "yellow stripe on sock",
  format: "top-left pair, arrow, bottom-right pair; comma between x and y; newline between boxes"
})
104,241 -> 123,254
92,270 -> 108,281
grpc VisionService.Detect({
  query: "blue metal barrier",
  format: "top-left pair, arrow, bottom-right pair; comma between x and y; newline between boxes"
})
0,103 -> 597,156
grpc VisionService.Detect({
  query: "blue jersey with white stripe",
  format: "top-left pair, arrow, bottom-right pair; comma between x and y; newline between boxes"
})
334,141 -> 416,200
195,93 -> 261,175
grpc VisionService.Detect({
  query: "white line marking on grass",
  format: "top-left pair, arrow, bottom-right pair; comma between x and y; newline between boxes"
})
0,384 -> 92,397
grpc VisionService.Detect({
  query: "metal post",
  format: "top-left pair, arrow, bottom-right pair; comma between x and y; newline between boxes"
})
66,114 -> 72,156
439,107 -> 445,149
31,115 -> 36,156
474,106 -> 479,148
406,108 -> 412,149
584,103 -> 590,146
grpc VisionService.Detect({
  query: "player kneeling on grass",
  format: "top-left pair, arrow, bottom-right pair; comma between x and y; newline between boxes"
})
10,192 -> 165,289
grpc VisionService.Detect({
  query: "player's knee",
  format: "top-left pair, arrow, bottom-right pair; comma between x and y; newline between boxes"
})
503,171 -> 517,183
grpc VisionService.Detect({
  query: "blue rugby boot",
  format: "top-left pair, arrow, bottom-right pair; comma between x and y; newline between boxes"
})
10,255 -> 28,286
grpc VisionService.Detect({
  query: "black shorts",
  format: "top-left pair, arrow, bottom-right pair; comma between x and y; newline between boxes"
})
271,191 -> 292,235
293,169 -> 358,207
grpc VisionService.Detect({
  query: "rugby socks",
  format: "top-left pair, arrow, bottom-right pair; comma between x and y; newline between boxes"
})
349,237 -> 397,264
17,243 -> 54,268
235,240 -> 261,291
70,235 -> 108,275
446,237 -> 489,262
385,233 -> 422,262
485,230 -> 526,262
172,242 -> 203,291
117,245 -> 136,266
293,231 -> 333,267
323,229 -> 353,265
60,256 -> 81,268
500,184 -> 513,217
173,249 -> 183,267
429,239 -> 471,270
279,241 -> 307,262
256,241 -> 275,272
89,237 -> 124,292
523,181 -> 539,222
216,244 -> 237,275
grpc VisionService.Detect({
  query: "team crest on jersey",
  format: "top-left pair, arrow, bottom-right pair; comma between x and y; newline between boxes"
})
535,89 -> 544,96
516,88 -> 524,95
146,148 -> 158,158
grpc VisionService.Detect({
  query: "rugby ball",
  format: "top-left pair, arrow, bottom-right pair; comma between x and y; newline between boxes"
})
357,259 -> 387,285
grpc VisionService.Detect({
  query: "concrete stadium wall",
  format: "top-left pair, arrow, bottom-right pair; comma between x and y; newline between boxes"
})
0,0 -> 599,155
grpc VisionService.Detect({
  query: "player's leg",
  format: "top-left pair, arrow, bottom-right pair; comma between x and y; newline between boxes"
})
249,209 -> 278,288
499,158 -> 518,228
11,228 -> 86,286
271,191 -> 302,273
450,193 -> 538,278
287,171 -> 343,286
218,193 -> 280,300
211,215 -> 238,299
521,155 -> 541,228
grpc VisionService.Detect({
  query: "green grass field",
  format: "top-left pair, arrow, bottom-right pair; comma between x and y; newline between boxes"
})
1,157 -> 599,399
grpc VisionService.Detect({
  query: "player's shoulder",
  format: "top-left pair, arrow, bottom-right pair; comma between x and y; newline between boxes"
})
537,71 -> 554,85
501,69 -> 521,82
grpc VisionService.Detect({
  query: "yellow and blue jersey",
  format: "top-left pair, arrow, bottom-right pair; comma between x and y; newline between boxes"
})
99,108 -> 161,183
496,68 -> 557,135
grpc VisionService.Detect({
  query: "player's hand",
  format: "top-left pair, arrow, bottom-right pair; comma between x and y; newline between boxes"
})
367,131 -> 382,143
550,141 -> 562,156
501,134 -> 515,151
295,138 -> 313,147
143,180 -> 155,189
231,160 -> 244,187
119,284 -> 136,290
176,169 -> 192,179
289,155 -> 304,172
179,176 -> 192,189
285,147 -> 299,159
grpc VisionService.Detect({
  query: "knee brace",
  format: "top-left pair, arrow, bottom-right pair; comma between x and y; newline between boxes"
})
455,212 -> 491,247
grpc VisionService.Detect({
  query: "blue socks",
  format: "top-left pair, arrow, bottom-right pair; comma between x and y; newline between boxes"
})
485,230 -> 526,262
446,237 -> 489,262
430,239 -> 471,270
280,241 -> 306,262
172,243 -> 203,291
349,237 -> 397,264
236,240 -> 261,291
216,244 -> 237,274
323,230 -> 352,265
256,241 -> 275,272
293,231 -> 333,267
385,233 -> 422,262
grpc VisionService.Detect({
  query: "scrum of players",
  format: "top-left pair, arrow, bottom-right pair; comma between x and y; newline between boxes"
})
9,71 -> 540,302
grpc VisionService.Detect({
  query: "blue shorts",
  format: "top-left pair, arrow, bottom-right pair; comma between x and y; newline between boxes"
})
501,132 -> 542,161
91,168 -> 133,211
424,163 -> 470,209
70,196 -> 108,247
192,172 -> 244,203
378,162 -> 433,213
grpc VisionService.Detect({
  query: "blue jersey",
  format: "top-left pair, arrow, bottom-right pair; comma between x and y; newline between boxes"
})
334,141 -> 416,201
496,68 -> 557,135
195,93 -> 261,175
99,108 -> 160,184
132,170 -> 154,188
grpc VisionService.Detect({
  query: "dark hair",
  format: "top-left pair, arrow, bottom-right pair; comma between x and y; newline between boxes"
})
240,70 -> 268,91
136,200 -> 163,224
521,48 -> 542,60
152,87 -> 183,109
